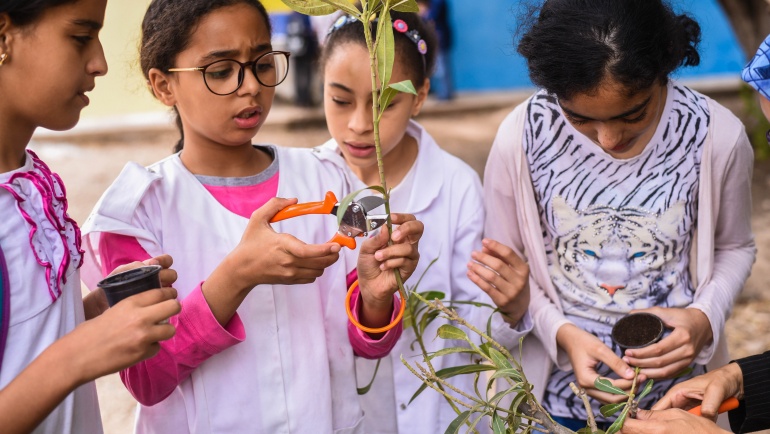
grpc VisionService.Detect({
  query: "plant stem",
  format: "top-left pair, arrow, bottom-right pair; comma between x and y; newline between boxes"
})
569,382 -> 597,434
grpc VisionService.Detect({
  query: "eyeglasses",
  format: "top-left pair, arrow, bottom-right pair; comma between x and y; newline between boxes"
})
168,51 -> 291,96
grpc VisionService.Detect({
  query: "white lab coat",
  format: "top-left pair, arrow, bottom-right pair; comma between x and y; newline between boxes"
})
320,120 -> 527,434
81,147 -> 368,434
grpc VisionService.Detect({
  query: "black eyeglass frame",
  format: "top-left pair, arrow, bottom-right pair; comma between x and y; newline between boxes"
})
167,50 -> 291,96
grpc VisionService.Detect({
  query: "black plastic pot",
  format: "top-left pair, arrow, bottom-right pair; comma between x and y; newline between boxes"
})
97,265 -> 162,307
611,313 -> 665,352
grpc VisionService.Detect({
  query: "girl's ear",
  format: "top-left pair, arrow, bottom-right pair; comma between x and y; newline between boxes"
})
0,13 -> 14,55
148,68 -> 177,107
411,78 -> 431,117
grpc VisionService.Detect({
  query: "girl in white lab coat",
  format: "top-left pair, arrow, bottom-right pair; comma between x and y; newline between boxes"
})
80,1 -> 425,433
317,11 -> 530,434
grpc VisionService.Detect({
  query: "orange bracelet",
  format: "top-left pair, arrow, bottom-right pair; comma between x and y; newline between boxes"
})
345,279 -> 406,334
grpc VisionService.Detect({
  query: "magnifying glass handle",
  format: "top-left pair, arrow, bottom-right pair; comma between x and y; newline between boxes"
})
687,397 -> 740,416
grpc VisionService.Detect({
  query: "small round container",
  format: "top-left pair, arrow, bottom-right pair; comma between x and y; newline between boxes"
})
611,313 -> 665,352
97,265 -> 162,307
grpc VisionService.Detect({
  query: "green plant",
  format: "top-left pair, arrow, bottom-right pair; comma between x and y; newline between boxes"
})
280,1 -> 648,433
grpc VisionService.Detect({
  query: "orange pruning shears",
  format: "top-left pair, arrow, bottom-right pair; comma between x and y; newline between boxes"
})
270,191 -> 388,249
687,397 -> 740,417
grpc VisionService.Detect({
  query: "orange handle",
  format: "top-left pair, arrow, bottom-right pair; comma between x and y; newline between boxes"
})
270,191 -> 338,222
345,279 -> 406,334
329,232 -> 356,250
687,397 -> 740,416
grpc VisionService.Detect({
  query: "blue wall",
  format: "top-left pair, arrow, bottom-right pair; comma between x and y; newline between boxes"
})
448,0 -> 746,91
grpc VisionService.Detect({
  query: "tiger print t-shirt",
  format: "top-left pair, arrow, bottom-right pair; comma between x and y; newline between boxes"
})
524,83 -> 710,421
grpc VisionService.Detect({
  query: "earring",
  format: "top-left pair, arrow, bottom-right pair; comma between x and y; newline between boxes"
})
0,53 -> 7,66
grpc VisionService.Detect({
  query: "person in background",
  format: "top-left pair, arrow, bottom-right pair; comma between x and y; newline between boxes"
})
287,11 -> 318,107
417,0 -> 454,100
620,33 -> 770,434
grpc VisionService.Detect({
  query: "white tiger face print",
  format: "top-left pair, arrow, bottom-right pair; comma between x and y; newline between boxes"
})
550,196 -> 687,318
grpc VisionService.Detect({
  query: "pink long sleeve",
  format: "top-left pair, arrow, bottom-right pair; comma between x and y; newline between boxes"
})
346,269 -> 403,359
99,233 -> 244,405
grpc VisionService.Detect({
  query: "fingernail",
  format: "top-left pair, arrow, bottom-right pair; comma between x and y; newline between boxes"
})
482,238 -> 490,245
380,264 -> 387,270
626,369 -> 634,377
392,230 -> 402,241
375,251 -> 384,261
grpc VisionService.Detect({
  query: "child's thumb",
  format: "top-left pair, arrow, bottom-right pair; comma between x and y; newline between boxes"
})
251,197 -> 299,223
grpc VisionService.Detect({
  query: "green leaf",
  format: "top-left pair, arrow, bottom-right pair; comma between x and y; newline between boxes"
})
375,10 -> 394,94
280,0 -> 337,16
599,402 -> 626,418
408,364 -> 496,403
418,310 -> 440,335
388,79 -> 417,95
320,0 -> 362,16
605,405 -> 630,434
444,410 -> 471,434
418,290 -> 445,302
427,346 -> 477,361
356,358 -> 381,395
378,87 -> 398,112
437,324 -> 468,341
489,368 -> 523,383
638,379 -> 654,400
491,413 -> 506,434
478,342 -> 492,358
391,0 -> 419,12
594,377 -> 629,396
489,347 -> 513,370
335,186 -> 385,226
488,385 -> 522,407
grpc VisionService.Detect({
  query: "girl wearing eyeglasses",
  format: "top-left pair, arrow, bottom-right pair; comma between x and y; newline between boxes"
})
79,1 -> 425,433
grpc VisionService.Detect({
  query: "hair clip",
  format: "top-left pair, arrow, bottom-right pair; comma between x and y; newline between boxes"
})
328,15 -> 429,59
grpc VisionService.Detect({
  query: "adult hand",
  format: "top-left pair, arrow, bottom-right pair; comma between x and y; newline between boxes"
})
71,287 -> 180,383
557,323 -> 637,403
620,409 -> 730,434
622,307 -> 712,379
356,213 -> 423,329
83,254 -> 178,320
467,238 -> 529,326
652,362 -> 743,419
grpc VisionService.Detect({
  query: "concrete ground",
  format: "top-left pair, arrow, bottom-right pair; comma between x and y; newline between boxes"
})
29,88 -> 770,433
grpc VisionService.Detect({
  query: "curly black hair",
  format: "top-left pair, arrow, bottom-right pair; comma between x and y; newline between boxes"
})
140,0 -> 271,152
517,0 -> 701,100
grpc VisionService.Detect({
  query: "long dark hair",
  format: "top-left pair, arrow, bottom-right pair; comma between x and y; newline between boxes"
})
321,11 -> 438,89
140,0 -> 271,153
1,0 -> 78,26
517,0 -> 701,100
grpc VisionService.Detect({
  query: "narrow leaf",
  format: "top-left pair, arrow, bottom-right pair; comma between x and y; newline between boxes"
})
491,413 -> 506,434
392,0 -> 419,12
427,346 -> 476,361
638,379 -> 654,400
444,410 -> 471,434
594,377 -> 629,396
599,402 -> 626,418
437,324 -> 469,341
375,10 -> 394,94
418,290 -> 445,302
356,358 -> 381,395
605,405 -> 630,434
321,0 -> 362,16
489,368 -> 523,383
388,79 -> 417,95
280,0 -> 336,15
408,364 -> 496,403
335,186 -> 385,226
489,347 -> 513,370
378,87 -> 398,112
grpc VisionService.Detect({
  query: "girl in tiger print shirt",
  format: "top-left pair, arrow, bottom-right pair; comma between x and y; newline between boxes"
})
483,0 -> 755,430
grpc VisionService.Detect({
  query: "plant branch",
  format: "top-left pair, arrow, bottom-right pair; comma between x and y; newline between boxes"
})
569,382 -> 597,434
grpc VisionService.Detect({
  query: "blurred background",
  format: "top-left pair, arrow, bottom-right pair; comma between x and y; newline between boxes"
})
27,1 -> 770,432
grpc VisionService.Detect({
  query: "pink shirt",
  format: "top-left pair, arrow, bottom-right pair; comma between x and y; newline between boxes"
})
100,172 -> 401,405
